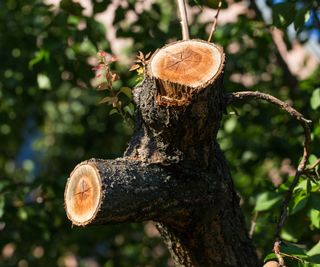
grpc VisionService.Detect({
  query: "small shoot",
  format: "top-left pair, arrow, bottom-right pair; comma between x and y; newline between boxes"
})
92,50 -> 134,125
129,51 -> 152,82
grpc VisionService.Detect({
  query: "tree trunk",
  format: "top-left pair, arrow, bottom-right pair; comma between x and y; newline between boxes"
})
64,40 -> 259,267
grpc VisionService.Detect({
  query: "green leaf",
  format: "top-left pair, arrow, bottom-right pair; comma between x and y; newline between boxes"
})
119,87 -> 132,99
99,96 -> 118,105
281,242 -> 308,259
281,228 -> 299,242
289,190 -> 308,214
255,192 -> 282,211
310,209 -> 320,228
311,88 -> 320,110
29,49 -> 50,69
310,194 -> 320,211
124,103 -> 134,117
264,253 -> 277,262
109,109 -> 119,115
307,241 -> 320,264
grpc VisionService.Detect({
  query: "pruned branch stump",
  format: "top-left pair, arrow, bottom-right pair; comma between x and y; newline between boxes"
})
64,39 -> 259,267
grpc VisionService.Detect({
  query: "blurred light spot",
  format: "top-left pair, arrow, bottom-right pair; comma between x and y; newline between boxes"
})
82,258 -> 99,267
12,48 -> 21,58
230,73 -> 258,87
227,42 -> 240,54
261,72 -> 271,81
0,222 -> 5,231
22,159 -> 34,172
66,48 -> 76,60
152,244 -> 165,258
21,5 -> 32,15
0,124 -> 11,135
5,161 -> 15,174
77,21 -> 86,31
67,37 -> 75,46
32,246 -> 44,258
18,208 -> 28,221
61,71 -> 73,81
144,222 -> 160,238
9,111 -> 16,119
168,258 -> 175,267
224,117 -> 237,133
2,243 -> 16,259
37,74 -> 52,90
18,259 -> 28,267
36,197 -> 43,203
58,253 -> 78,267
4,69 -> 13,78
114,235 -> 124,246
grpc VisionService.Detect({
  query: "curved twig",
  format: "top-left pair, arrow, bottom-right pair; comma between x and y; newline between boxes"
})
208,0 -> 222,42
225,91 -> 312,266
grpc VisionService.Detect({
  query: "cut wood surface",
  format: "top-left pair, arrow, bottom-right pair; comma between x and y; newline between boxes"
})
64,162 -> 102,226
149,39 -> 224,106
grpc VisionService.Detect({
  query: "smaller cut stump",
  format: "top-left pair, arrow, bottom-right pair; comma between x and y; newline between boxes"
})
65,163 -> 102,226
149,39 -> 224,106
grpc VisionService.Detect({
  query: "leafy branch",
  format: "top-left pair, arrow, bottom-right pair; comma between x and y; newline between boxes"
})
92,50 -> 134,124
225,90 -> 318,267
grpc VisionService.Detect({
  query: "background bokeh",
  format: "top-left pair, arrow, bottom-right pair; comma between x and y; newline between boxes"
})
0,0 -> 319,266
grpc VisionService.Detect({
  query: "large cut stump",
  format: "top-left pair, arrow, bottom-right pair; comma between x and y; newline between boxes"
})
64,40 -> 259,267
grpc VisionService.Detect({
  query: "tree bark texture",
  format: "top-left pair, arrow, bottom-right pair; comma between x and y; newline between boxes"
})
64,40 -> 259,267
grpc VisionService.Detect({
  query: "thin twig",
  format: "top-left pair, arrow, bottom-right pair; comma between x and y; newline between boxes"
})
249,211 -> 258,238
208,0 -> 222,42
177,0 -> 190,40
305,158 -> 320,171
280,252 -> 306,263
226,91 -> 313,267
274,240 -> 286,267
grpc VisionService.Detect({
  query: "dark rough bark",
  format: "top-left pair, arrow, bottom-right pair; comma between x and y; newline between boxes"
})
66,72 -> 260,266
124,76 -> 258,266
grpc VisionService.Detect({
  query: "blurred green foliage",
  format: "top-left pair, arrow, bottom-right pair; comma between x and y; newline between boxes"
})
0,0 -> 319,266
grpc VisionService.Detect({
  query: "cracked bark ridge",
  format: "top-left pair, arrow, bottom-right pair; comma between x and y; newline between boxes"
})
64,40 -> 259,266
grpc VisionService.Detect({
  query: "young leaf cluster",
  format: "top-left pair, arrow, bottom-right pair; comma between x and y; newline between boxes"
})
92,50 -> 134,124
129,51 -> 151,82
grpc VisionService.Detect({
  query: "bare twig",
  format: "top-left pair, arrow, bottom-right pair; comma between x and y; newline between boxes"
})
249,211 -> 258,238
226,91 -> 313,267
177,0 -> 190,40
305,158 -> 320,171
274,240 -> 286,267
303,158 -> 320,182
208,1 -> 222,42
280,252 -> 306,263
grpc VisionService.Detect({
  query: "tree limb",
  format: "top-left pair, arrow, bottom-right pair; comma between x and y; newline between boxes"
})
65,158 -> 216,227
